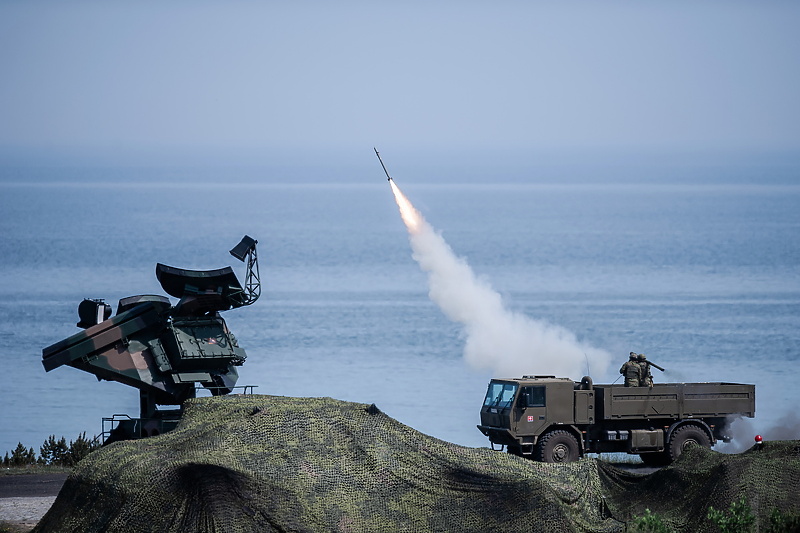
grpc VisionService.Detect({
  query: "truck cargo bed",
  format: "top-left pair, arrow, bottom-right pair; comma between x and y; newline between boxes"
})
594,382 -> 755,420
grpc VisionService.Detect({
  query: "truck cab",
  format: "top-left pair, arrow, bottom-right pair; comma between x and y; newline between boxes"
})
479,376 -> 585,461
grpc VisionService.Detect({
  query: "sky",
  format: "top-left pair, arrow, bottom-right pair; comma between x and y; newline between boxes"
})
1,1 -> 799,166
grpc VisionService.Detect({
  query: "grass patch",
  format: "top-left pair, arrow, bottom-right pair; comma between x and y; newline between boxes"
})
1,466 -> 71,476
0,521 -> 36,533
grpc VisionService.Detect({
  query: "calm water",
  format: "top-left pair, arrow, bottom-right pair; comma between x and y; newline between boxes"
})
1,161 -> 799,454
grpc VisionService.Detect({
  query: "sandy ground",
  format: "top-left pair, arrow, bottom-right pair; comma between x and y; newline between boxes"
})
0,473 -> 67,532
0,497 -> 56,530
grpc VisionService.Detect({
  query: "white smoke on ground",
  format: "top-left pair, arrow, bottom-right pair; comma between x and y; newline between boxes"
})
719,412 -> 800,453
390,180 -> 611,379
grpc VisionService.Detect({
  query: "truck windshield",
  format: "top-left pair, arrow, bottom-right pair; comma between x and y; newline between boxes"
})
483,382 -> 518,409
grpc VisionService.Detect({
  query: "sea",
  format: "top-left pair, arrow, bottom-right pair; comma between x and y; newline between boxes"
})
1,152 -> 799,456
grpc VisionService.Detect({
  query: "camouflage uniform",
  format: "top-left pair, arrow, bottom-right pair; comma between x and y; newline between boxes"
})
619,352 -> 641,387
637,353 -> 653,387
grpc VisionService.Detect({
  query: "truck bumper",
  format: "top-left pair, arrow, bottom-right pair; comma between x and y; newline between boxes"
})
477,425 -> 518,446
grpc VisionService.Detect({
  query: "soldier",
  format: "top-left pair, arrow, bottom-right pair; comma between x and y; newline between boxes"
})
637,353 -> 654,387
619,352 -> 641,387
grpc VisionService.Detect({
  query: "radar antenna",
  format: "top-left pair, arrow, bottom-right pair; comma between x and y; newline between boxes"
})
229,235 -> 261,306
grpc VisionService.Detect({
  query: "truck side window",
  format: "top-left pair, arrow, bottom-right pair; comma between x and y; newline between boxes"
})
522,386 -> 545,408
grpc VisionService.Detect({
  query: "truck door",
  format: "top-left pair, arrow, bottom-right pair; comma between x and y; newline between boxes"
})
515,385 -> 548,436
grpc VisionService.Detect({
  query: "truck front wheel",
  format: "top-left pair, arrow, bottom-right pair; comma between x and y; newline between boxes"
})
536,430 -> 580,463
668,425 -> 711,462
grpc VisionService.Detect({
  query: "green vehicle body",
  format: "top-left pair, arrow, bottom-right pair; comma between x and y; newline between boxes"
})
42,236 -> 261,443
478,375 -> 755,464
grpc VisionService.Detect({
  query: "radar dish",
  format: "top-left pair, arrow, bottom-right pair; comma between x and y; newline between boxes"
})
156,264 -> 247,314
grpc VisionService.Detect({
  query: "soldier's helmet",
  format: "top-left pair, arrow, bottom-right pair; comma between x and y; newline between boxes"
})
637,353 -> 647,361
629,352 -> 637,360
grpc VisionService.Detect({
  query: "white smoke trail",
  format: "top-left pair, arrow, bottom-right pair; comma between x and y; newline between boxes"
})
390,180 -> 611,379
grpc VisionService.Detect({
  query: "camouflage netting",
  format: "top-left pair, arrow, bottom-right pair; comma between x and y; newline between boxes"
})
33,395 -> 800,533
599,440 -> 800,532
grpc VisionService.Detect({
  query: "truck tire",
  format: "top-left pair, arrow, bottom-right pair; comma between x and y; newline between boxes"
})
667,425 -> 711,462
536,430 -> 580,463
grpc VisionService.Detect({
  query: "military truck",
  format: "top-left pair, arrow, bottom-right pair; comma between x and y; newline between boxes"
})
478,375 -> 755,465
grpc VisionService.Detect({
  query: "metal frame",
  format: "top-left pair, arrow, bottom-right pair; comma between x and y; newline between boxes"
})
242,245 -> 261,305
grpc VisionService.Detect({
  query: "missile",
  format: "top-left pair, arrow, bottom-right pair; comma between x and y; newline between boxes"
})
374,147 -> 393,181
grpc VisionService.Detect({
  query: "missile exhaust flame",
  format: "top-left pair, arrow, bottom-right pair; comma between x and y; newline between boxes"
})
389,179 -> 424,235
382,157 -> 611,379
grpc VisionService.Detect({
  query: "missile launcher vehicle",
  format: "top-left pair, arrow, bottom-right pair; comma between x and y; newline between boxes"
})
42,236 -> 261,442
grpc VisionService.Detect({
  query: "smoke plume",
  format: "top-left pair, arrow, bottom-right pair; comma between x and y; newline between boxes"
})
390,180 -> 611,379
719,412 -> 800,453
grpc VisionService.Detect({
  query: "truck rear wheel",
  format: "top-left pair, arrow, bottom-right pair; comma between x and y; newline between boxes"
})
668,425 -> 711,462
536,430 -> 580,463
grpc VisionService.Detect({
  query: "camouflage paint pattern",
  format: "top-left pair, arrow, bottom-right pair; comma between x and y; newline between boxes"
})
42,299 -> 246,408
